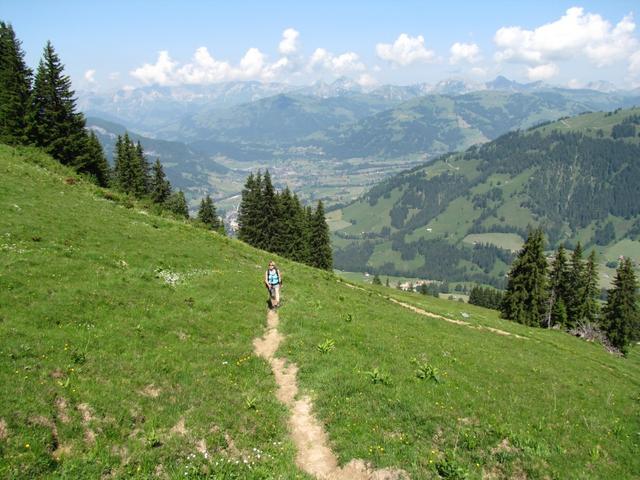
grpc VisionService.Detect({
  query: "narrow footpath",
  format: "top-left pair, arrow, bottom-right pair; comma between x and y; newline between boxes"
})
253,309 -> 408,480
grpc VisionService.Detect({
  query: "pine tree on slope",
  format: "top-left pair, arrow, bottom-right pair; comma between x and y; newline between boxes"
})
602,257 -> 639,355
198,195 -> 223,233
308,200 -> 333,271
84,131 -> 110,187
150,158 -> 172,204
547,245 -> 570,328
255,170 -> 279,252
28,42 -> 100,179
566,242 -> 586,328
166,191 -> 189,219
500,228 -> 548,326
0,22 -> 32,145
237,172 -> 261,246
581,250 -> 600,324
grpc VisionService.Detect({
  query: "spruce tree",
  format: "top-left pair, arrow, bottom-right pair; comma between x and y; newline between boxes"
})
28,41 -> 101,179
566,242 -> 586,328
114,133 -> 135,194
237,172 -> 263,246
150,158 -> 172,204
84,131 -> 110,187
276,187 -> 305,260
581,250 -> 600,324
255,170 -> 279,251
0,22 -> 32,145
132,141 -> 150,197
372,274 -> 382,285
547,245 -> 570,328
197,195 -> 223,233
308,200 -> 333,270
166,191 -> 189,219
602,258 -> 639,355
500,228 -> 548,326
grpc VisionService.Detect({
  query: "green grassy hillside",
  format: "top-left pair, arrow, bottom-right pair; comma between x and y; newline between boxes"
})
1,145 -> 639,479
332,107 -> 640,287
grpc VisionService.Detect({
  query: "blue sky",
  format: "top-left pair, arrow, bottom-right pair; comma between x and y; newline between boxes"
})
3,1 -> 640,90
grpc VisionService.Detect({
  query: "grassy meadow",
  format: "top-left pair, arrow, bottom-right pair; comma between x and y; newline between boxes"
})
1,145 -> 639,479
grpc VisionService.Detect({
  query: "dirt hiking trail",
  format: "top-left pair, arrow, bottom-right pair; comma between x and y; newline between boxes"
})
253,309 -> 408,480
341,280 -> 527,340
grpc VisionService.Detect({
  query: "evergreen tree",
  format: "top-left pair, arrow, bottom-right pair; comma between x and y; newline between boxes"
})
237,172 -> 262,245
150,158 -> 171,204
84,131 -> 110,187
372,274 -> 382,285
132,140 -> 150,197
566,242 -> 586,328
197,194 -> 223,233
602,258 -> 639,355
114,133 -> 134,193
276,188 -> 306,260
500,228 -> 548,326
581,250 -> 600,324
547,245 -> 570,328
166,191 -> 189,219
255,170 -> 279,251
308,200 -> 333,270
0,22 -> 32,145
28,42 -> 101,179
385,278 -> 390,288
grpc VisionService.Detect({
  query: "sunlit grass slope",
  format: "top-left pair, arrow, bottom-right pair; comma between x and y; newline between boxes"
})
1,145 -> 639,479
0,145 -> 308,479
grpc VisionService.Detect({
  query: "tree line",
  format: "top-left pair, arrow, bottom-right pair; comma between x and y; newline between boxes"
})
0,22 -> 224,232
237,171 -> 332,270
501,228 -> 639,354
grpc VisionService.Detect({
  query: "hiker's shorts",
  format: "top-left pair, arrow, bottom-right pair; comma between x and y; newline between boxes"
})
269,284 -> 280,304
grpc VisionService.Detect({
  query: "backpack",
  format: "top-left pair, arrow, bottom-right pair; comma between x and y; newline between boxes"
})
267,268 -> 281,285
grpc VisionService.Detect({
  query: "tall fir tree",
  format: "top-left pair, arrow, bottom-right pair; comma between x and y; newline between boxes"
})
0,22 -> 32,145
28,41 -> 101,179
602,258 -> 639,355
500,228 -> 548,326
276,187 -> 305,259
132,140 -> 150,197
197,195 -> 224,233
547,245 -> 570,328
255,170 -> 279,251
581,250 -> 600,324
150,158 -> 172,204
237,172 -> 261,245
308,200 -> 333,270
566,242 -> 586,328
166,191 -> 189,219
84,131 -> 110,187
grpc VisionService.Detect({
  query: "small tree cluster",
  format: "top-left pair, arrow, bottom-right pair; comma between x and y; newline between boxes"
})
501,228 -> 639,354
602,258 -> 639,355
197,195 -> 224,234
0,23 -> 109,185
237,170 -> 332,270
468,286 -> 504,310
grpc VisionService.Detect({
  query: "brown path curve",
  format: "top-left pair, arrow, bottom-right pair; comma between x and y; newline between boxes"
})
253,309 -> 408,480
341,280 -> 527,340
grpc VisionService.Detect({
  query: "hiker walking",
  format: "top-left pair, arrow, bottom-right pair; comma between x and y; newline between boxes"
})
265,261 -> 282,308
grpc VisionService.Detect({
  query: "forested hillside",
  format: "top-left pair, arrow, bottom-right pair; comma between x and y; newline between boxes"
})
332,107 -> 640,286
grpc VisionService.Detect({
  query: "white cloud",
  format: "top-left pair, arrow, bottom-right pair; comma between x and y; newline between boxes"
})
279,28 -> 300,55
84,69 -> 96,83
357,73 -> 378,87
308,48 -> 365,74
567,78 -> 584,89
630,50 -> 640,75
449,42 -> 481,64
494,7 -> 639,69
527,63 -> 559,81
130,50 -> 177,85
108,72 -> 120,80
376,33 -> 435,66
470,67 -> 487,77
